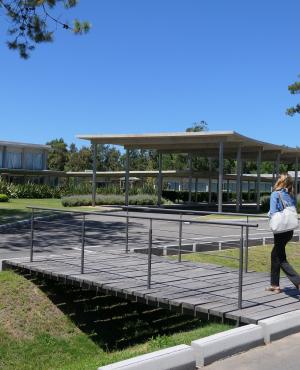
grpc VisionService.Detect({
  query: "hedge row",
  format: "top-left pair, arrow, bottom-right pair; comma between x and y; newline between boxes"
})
162,190 -> 270,203
61,194 -> 169,207
0,179 -> 156,199
261,194 -> 300,213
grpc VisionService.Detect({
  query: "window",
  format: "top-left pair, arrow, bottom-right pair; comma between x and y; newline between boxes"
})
6,151 -> 22,169
0,150 -> 2,168
25,152 -> 43,170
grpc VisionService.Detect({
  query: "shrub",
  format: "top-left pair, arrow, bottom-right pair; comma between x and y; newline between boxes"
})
0,179 -> 159,199
261,194 -> 300,213
0,179 -> 11,197
61,194 -> 169,207
260,195 -> 270,213
0,194 -> 9,202
162,190 -> 227,203
297,195 -> 300,213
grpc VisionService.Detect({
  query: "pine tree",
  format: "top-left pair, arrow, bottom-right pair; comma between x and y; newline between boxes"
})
286,76 -> 300,116
0,0 -> 90,59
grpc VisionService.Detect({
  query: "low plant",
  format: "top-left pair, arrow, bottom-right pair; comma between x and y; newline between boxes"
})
260,195 -> 270,212
62,194 -> 169,207
0,194 -> 9,202
261,194 -> 300,213
0,179 -> 158,199
0,179 -> 11,197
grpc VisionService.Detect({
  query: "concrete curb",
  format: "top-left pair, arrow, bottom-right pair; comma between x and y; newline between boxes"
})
97,344 -> 196,370
191,324 -> 264,367
258,310 -> 300,344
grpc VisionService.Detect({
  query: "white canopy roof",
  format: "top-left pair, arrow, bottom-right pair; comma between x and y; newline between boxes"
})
77,131 -> 300,162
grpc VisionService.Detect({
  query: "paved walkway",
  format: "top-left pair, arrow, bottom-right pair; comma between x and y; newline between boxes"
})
0,211 -> 275,263
206,332 -> 300,370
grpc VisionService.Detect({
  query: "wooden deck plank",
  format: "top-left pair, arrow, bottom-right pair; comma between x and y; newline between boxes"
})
4,250 -> 300,325
237,302 -> 300,323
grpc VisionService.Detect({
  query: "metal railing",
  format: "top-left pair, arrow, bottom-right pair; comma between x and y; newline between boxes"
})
27,206 -> 258,309
120,205 -> 268,274
120,205 -> 300,274
119,205 -> 269,218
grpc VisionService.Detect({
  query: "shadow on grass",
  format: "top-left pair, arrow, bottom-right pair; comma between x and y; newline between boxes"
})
18,270 -> 226,352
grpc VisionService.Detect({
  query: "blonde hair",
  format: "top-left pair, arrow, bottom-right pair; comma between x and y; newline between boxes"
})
273,173 -> 294,194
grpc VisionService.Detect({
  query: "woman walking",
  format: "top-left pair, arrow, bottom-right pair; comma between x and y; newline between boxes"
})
267,173 -> 300,293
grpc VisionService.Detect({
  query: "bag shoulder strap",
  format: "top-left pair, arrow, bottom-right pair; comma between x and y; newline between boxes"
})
277,191 -> 287,209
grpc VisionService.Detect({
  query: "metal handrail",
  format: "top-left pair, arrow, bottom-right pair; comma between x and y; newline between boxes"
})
122,205 -> 300,222
119,205 -> 270,218
27,206 -> 259,310
26,206 -> 258,228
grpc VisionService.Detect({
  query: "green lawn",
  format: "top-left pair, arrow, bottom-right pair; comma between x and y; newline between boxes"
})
0,271 -> 232,370
198,214 -> 268,221
179,242 -> 300,273
0,198 -> 105,224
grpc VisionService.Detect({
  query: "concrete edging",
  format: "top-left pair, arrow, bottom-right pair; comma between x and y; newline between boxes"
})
191,324 -> 264,367
258,310 -> 300,344
97,344 -> 196,370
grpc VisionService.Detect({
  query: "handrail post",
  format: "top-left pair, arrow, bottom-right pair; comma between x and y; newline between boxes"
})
238,225 -> 244,309
30,208 -> 34,262
147,218 -> 153,289
125,210 -> 129,253
178,214 -> 183,262
244,216 -> 249,273
81,214 -> 85,274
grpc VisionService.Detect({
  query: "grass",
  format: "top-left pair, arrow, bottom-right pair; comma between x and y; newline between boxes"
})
198,213 -> 268,221
180,242 -> 300,273
0,270 -> 232,370
0,198 -> 108,224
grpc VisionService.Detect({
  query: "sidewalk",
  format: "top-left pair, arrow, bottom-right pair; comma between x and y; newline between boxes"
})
205,332 -> 300,370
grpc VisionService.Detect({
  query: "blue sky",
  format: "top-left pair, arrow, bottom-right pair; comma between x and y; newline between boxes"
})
1,0 -> 300,148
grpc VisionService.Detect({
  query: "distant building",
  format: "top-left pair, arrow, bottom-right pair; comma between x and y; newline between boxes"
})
0,140 -> 62,185
0,140 -> 49,170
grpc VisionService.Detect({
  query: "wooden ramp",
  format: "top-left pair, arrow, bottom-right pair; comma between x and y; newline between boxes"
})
3,250 -> 300,324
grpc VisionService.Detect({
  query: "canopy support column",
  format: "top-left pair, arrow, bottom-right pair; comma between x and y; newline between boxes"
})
188,154 -> 192,203
195,177 -> 198,203
125,149 -> 130,207
208,158 -> 212,205
248,181 -> 251,202
272,162 -> 276,186
157,152 -> 163,206
256,149 -> 262,211
275,153 -> 281,178
92,142 -> 97,207
236,144 -> 242,212
218,142 -> 224,213
240,160 -> 244,208
295,156 -> 298,198
227,179 -> 230,202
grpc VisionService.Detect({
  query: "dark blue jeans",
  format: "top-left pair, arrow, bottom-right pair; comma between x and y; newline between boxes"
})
271,230 -> 300,287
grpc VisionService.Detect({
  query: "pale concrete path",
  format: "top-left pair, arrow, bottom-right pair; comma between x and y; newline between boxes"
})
205,331 -> 300,370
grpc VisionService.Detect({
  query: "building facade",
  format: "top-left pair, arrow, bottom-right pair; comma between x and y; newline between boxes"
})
0,140 -> 58,184
0,141 -> 49,171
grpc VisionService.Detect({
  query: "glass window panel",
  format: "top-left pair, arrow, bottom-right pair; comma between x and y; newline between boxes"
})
7,152 -> 22,169
33,153 -> 43,170
24,152 -> 33,169
0,151 -> 2,168
24,152 -> 43,170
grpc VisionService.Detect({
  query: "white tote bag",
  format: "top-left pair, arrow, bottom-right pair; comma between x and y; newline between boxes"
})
269,192 -> 299,234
